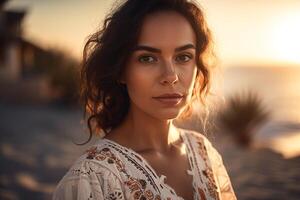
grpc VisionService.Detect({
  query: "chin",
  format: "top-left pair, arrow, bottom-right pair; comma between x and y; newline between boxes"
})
154,108 -> 183,120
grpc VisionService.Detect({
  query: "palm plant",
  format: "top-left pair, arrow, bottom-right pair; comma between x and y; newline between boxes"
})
217,90 -> 270,148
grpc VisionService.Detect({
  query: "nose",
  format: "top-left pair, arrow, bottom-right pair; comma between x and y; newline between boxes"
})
160,61 -> 178,85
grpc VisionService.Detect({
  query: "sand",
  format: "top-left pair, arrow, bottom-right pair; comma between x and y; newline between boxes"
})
0,103 -> 299,200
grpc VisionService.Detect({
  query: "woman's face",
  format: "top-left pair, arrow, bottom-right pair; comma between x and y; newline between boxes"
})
123,11 -> 198,120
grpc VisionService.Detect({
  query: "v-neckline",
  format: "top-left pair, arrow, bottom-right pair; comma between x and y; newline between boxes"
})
101,128 -> 195,200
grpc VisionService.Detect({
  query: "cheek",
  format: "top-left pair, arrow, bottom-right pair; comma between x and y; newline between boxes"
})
125,66 -> 155,100
179,65 -> 197,91
178,66 -> 197,104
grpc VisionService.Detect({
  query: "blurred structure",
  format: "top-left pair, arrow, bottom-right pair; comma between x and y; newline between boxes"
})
0,0 -> 78,104
0,0 -> 25,82
217,90 -> 270,148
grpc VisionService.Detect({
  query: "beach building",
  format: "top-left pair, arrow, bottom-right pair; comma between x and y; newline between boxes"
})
0,0 -> 55,103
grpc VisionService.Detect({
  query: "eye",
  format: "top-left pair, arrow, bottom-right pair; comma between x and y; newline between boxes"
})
138,55 -> 157,63
175,54 -> 193,63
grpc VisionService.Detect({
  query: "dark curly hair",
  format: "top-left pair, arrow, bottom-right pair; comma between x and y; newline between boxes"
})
80,0 -> 214,143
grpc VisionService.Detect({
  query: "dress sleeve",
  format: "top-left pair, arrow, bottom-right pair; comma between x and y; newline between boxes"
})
52,159 -> 125,200
205,139 -> 237,200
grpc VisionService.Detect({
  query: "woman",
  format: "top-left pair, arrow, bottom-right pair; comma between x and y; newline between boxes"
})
53,0 -> 237,199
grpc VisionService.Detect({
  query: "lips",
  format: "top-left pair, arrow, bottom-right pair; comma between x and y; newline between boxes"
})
153,93 -> 184,99
152,93 -> 184,106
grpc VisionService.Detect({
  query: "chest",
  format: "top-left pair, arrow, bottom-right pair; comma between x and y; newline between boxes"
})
140,151 -> 194,200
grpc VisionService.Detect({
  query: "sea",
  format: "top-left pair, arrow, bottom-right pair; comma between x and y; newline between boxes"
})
222,66 -> 300,158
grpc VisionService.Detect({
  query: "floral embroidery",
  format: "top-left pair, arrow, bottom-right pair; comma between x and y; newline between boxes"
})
124,177 -> 161,200
202,169 -> 218,198
106,191 -> 124,200
86,146 -> 160,200
198,187 -> 207,200
86,146 -> 126,172
196,139 -> 220,200
86,146 -> 98,159
108,143 -> 161,193
54,130 -> 236,200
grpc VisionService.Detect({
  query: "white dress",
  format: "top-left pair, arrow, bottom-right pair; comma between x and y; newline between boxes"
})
53,128 -> 237,200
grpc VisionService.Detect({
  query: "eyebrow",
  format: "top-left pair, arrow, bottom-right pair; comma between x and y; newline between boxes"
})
132,44 -> 196,53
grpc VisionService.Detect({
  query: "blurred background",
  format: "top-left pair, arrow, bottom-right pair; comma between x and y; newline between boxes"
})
0,0 -> 299,199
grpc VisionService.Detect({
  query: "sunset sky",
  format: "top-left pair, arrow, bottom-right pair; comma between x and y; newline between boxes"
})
4,0 -> 300,67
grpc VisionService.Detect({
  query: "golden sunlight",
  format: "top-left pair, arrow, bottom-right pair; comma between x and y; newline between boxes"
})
269,133 -> 300,159
268,12 -> 300,65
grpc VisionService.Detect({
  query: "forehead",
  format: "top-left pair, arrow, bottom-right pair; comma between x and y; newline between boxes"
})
137,11 -> 196,47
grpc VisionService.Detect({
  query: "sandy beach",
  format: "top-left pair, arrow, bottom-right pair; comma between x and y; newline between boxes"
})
0,102 -> 299,200
210,134 -> 300,200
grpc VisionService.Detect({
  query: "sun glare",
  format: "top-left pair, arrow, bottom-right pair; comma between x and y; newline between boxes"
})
270,133 -> 300,159
268,12 -> 300,65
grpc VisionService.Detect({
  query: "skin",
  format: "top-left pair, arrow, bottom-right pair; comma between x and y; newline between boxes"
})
105,11 -> 198,199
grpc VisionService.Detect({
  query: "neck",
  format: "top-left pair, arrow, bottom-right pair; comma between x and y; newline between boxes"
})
114,104 -> 181,153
